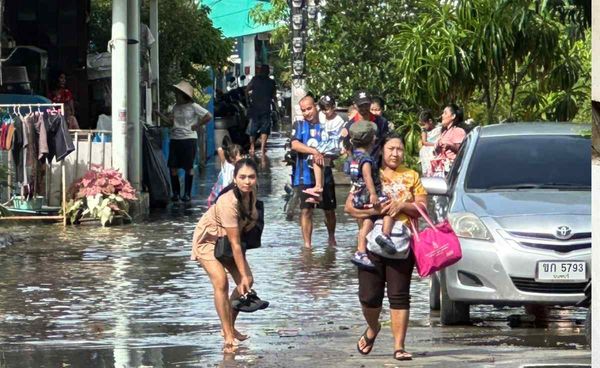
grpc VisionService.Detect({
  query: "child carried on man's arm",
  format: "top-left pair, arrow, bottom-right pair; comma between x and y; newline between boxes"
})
302,95 -> 346,203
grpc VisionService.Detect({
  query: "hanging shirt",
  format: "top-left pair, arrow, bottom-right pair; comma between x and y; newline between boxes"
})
169,102 -> 209,140
291,119 -> 323,187
45,112 -> 75,163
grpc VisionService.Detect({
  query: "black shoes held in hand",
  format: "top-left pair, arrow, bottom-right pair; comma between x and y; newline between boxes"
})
232,290 -> 269,313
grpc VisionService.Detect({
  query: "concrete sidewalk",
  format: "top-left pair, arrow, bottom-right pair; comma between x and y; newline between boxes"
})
221,323 -> 591,368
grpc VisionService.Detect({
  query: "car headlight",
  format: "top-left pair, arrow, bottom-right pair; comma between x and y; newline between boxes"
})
448,212 -> 493,241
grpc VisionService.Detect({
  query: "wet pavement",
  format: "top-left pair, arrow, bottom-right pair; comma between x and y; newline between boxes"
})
0,135 -> 591,367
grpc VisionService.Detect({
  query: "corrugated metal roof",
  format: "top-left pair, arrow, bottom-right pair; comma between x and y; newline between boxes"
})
201,0 -> 276,38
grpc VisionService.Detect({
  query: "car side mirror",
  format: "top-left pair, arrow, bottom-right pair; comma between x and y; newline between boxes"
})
422,177 -> 449,196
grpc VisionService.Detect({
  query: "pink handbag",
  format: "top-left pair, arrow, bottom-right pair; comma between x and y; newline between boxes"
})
409,203 -> 462,277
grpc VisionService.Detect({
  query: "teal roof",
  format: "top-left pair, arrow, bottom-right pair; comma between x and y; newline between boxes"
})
202,0 -> 276,38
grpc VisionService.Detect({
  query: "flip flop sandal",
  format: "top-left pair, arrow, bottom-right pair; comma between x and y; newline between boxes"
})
393,349 -> 413,361
356,324 -> 381,355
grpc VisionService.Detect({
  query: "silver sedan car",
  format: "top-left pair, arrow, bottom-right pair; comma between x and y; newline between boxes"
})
423,123 -> 591,325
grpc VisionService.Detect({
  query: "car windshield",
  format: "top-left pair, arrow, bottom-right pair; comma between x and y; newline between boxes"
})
465,134 -> 591,191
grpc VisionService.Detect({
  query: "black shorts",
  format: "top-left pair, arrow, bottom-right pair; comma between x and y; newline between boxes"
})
250,112 -> 272,137
297,169 -> 337,211
168,139 -> 197,170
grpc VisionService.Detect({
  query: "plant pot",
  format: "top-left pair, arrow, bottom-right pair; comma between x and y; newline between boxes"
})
13,196 -> 44,210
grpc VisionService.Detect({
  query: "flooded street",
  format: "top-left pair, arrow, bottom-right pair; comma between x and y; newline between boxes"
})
0,136 -> 591,367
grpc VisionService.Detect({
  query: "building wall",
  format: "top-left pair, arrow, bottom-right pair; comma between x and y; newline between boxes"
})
4,0 -> 90,126
242,35 -> 256,80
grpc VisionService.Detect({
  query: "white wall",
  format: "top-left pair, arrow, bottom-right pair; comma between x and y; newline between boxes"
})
242,35 -> 256,80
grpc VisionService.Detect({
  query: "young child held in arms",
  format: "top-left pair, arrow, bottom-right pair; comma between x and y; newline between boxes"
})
207,144 -> 243,206
302,95 -> 345,203
346,121 -> 395,269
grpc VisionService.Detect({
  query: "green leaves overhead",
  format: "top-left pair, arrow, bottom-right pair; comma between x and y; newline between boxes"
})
251,0 -> 589,128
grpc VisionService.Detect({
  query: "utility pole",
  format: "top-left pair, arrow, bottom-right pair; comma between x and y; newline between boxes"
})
290,0 -> 307,122
150,0 -> 160,121
127,0 -> 141,191
111,0 -> 128,177
290,0 -> 319,120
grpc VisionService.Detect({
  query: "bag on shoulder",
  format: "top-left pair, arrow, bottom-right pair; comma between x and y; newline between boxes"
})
366,219 -> 412,259
214,200 -> 264,262
409,203 -> 461,277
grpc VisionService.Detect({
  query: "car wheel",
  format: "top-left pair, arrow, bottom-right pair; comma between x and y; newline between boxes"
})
429,274 -> 441,310
440,272 -> 470,325
585,309 -> 591,346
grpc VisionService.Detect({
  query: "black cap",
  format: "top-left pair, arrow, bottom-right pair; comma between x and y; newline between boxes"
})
353,90 -> 371,106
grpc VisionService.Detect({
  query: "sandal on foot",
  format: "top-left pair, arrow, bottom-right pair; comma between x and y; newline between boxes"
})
356,324 -> 381,355
393,349 -> 413,361
351,251 -> 375,270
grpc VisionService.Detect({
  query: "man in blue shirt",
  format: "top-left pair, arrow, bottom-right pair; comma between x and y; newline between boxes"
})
291,95 -> 337,248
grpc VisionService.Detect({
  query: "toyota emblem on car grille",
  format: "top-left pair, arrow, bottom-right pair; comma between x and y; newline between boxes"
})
555,226 -> 573,240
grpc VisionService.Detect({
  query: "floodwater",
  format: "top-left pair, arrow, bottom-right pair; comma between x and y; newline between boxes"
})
0,135 -> 588,367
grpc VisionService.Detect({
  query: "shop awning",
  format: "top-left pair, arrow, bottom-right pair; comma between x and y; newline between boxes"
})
201,0 -> 277,38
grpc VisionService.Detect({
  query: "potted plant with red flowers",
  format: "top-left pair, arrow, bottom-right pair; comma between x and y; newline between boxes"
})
65,165 -> 137,226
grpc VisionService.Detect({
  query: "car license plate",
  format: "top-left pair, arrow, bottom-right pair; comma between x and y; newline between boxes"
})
536,261 -> 586,282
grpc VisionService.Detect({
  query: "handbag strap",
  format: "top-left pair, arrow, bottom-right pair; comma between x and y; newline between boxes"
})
411,202 -> 438,230
409,217 -> 420,241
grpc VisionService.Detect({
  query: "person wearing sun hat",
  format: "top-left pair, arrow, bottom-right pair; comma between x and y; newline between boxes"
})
155,80 -> 212,202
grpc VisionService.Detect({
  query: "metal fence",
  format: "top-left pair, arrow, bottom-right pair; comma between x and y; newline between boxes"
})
1,129 -> 113,207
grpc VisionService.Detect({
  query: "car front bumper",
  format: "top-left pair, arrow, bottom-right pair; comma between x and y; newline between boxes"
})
443,234 -> 591,306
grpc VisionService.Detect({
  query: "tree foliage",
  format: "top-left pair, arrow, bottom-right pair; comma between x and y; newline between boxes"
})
253,0 -> 589,124
250,0 -> 292,87
252,0 -> 590,169
90,0 -> 232,108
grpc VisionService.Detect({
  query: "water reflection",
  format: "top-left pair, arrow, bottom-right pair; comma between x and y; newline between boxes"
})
0,136 -> 588,366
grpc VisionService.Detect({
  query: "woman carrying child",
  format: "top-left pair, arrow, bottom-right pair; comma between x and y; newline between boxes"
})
345,131 -> 427,361
345,120 -> 393,269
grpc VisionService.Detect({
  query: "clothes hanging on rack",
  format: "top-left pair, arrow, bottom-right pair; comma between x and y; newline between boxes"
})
11,116 -> 24,183
5,123 -> 14,150
45,112 -> 75,162
1,104 -> 74,197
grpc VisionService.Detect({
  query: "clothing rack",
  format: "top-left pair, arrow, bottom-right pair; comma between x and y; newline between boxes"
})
0,103 -> 67,226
